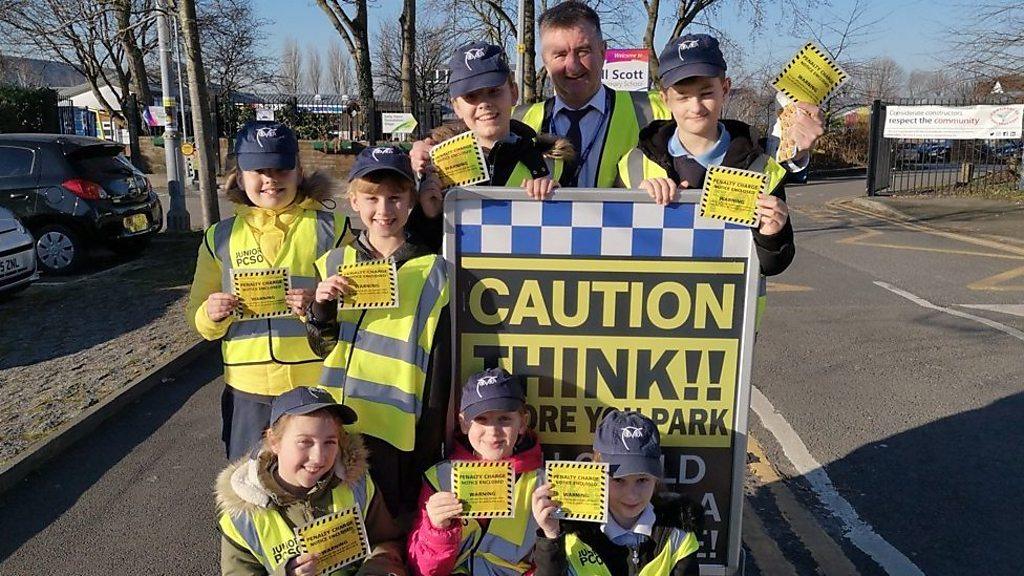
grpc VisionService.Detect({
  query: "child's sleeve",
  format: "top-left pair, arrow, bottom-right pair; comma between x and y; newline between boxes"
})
305,251 -> 341,358
407,481 -> 463,576
186,228 -> 233,340
532,533 -> 569,576
359,490 -> 408,575
751,184 -> 795,276
219,534 -> 268,576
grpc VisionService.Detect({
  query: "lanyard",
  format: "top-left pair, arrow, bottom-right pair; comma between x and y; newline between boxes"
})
560,88 -> 612,183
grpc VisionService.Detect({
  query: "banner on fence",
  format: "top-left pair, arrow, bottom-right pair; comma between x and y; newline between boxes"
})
884,104 -> 1024,139
446,189 -> 759,575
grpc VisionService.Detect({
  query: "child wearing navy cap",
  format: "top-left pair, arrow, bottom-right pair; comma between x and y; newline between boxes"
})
305,146 -> 451,530
186,120 -> 352,460
532,410 -> 703,575
407,367 -> 546,575
407,41 -> 575,250
215,386 -> 407,576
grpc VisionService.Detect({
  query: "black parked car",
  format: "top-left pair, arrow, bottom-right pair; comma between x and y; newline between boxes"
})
0,134 -> 163,273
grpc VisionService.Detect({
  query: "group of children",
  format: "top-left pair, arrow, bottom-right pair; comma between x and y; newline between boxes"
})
190,24 -> 803,576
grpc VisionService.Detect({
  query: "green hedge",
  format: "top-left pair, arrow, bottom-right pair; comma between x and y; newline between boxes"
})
0,85 -> 58,133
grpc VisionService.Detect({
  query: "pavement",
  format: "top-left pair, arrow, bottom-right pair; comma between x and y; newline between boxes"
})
851,192 -> 1024,246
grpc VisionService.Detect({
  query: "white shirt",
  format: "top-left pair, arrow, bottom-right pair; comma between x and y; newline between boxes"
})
550,85 -> 610,188
601,504 -> 656,547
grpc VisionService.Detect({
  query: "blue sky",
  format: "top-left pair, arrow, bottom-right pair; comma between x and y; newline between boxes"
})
253,0 -> 960,75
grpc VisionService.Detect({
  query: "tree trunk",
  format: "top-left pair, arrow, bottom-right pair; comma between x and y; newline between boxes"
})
523,0 -> 537,102
644,0 -> 660,87
400,0 -> 417,117
354,1 -> 374,142
114,0 -> 150,167
177,0 -> 220,227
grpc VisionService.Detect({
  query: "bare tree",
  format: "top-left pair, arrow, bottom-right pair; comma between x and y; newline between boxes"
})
400,0 -> 418,113
858,56 -> 904,102
326,42 -> 354,95
279,38 -> 303,96
196,0 -> 274,98
306,46 -> 323,94
0,0 -> 156,162
374,13 -> 458,126
315,0 -> 374,138
948,1 -> 1023,78
177,0 -> 219,226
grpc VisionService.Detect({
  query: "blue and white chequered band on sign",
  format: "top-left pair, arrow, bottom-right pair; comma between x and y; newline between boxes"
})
456,199 -> 751,258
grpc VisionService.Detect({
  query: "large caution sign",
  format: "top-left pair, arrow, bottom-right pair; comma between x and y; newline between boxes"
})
445,189 -> 759,575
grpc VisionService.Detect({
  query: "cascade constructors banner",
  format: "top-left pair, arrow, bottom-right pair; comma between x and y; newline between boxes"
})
603,48 -> 650,91
447,189 -> 759,574
884,104 -> 1024,139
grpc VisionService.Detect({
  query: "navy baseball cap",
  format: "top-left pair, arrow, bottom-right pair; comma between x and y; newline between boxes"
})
448,42 -> 511,99
658,34 -> 727,87
234,121 -> 299,171
460,367 -> 525,420
593,410 -> 663,478
347,146 -> 416,183
270,387 -> 357,426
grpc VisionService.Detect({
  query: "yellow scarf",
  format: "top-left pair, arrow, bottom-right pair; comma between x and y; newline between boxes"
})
242,204 -> 302,263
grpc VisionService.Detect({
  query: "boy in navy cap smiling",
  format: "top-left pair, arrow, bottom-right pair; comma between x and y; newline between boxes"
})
532,409 -> 703,575
186,120 -> 350,460
412,41 -> 574,237
305,145 -> 451,529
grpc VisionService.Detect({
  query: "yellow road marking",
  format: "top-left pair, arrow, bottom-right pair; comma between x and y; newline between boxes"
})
968,265 -> 1024,292
768,281 -> 814,292
837,227 -> 1024,260
748,436 -> 862,575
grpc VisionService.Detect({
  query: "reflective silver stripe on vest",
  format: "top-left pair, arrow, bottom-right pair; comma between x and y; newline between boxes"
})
668,527 -> 688,550
433,461 -> 453,491
629,91 -> 655,131
337,321 -> 431,372
213,216 -> 237,290
228,513 -> 271,572
343,375 -> 420,415
290,274 -> 316,290
314,210 -> 335,254
226,318 -> 310,340
625,149 -> 646,189
351,474 -> 369,510
320,366 -> 346,388
758,274 -> 767,297
415,257 -> 447,335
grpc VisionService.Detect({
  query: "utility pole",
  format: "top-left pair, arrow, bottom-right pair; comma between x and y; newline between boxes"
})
156,0 -> 189,231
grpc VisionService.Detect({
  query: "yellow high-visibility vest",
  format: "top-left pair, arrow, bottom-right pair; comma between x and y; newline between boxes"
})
424,460 -> 540,575
208,210 -> 347,372
218,475 -> 373,575
315,245 -> 449,451
513,89 -> 670,188
617,149 -> 787,329
564,528 -> 699,575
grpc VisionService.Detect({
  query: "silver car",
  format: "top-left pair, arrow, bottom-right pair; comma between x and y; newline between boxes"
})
0,206 -> 38,295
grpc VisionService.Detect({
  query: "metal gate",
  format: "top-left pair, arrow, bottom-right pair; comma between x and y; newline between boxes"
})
866,97 -> 1023,196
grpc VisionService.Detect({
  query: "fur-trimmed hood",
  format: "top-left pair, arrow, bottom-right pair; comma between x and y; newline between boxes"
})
223,169 -> 338,208
215,430 -> 369,518
430,118 -> 574,163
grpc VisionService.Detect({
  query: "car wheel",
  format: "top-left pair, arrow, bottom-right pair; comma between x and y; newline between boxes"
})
35,224 -> 84,275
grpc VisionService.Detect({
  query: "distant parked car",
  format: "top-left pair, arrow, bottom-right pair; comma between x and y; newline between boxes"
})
0,206 -> 38,295
894,142 -> 923,163
0,134 -> 163,274
921,143 -> 951,162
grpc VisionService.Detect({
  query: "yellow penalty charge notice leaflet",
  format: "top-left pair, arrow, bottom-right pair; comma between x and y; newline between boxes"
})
231,267 -> 292,320
339,257 -> 399,310
699,166 -> 768,228
293,505 -> 371,576
545,461 -> 609,523
451,460 -> 515,518
430,131 -> 491,188
772,42 -> 849,106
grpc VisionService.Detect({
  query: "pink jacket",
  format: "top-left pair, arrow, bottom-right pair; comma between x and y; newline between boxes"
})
407,433 -> 544,576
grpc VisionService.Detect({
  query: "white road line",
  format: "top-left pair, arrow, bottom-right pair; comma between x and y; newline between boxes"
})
876,282 -> 1024,342
750,386 -> 925,576
956,304 -> 1024,319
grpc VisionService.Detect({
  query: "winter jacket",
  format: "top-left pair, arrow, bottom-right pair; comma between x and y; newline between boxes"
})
407,119 -> 574,253
619,118 -> 796,277
305,232 -> 451,524
186,171 -> 351,396
215,430 -> 407,576
532,492 -> 704,576
407,433 -> 545,576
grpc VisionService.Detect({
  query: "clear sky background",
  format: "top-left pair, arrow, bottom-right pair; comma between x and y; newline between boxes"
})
252,0 -> 963,78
